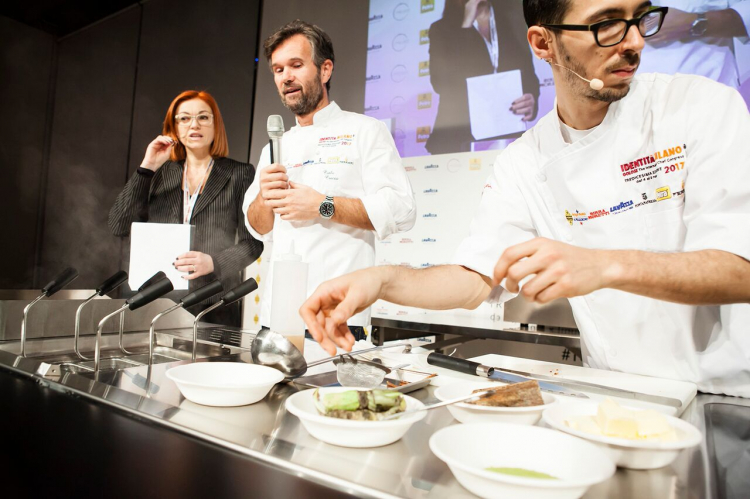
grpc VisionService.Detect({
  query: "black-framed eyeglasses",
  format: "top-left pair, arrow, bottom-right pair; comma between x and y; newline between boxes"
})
541,6 -> 669,48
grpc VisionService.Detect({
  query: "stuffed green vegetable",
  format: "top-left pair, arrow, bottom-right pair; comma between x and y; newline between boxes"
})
313,389 -> 406,421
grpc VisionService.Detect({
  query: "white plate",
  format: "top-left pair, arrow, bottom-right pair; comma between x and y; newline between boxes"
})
434,381 -> 557,425
430,422 -> 615,499
166,362 -> 284,407
285,387 -> 426,448
542,402 -> 702,469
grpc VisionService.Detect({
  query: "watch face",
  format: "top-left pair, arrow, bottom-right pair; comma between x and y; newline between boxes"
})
320,202 -> 334,218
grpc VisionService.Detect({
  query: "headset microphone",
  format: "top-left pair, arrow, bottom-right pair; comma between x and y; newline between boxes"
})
547,60 -> 604,91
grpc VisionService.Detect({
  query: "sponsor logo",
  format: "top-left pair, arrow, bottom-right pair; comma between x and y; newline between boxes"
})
302,159 -> 314,166
418,61 -> 430,77
416,126 -> 431,143
565,210 -> 573,226
423,188 -> 438,194
634,199 -> 656,208
393,3 -> 409,20
390,96 -> 406,114
404,165 -> 416,172
417,92 -> 432,109
423,163 -> 438,170
327,157 -> 339,164
364,105 -> 379,112
421,0 -> 435,13
641,193 -> 648,200
610,200 -> 634,213
420,263 -> 433,268
572,210 -> 588,224
588,209 -> 609,220
469,158 -> 481,171
392,33 -> 408,51
656,186 -> 671,201
399,238 -> 413,243
369,14 -> 383,23
419,29 -> 429,44
447,158 -> 461,173
367,43 -> 382,52
422,238 -> 436,243
365,74 -> 381,83
391,65 -> 408,82
422,213 -> 437,218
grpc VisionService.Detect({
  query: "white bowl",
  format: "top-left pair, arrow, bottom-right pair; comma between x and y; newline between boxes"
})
285,387 -> 426,448
542,402 -> 702,470
430,422 -> 615,499
165,362 -> 284,407
434,381 -> 557,425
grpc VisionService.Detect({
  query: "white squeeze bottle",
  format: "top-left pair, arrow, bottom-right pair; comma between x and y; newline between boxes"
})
270,241 -> 309,354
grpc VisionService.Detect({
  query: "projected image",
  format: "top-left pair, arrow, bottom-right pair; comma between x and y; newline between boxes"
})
365,0 -> 750,158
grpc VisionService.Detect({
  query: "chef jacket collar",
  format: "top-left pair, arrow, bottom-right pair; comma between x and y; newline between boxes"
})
292,101 -> 342,129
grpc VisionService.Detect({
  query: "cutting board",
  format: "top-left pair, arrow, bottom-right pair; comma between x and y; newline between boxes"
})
415,353 -> 697,416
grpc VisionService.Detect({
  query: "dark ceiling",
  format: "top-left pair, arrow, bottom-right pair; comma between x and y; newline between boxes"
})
2,1 -> 141,37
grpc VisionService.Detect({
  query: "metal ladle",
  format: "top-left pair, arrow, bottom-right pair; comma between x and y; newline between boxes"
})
250,329 -> 412,380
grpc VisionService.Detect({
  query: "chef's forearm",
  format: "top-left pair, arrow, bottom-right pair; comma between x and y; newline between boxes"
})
605,249 -> 750,305
331,197 -> 374,231
247,194 -> 274,235
379,264 -> 493,310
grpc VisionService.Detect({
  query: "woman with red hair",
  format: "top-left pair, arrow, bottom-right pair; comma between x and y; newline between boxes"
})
109,90 -> 263,326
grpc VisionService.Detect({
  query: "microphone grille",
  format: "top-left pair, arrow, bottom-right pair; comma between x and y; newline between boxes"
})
267,115 -> 284,137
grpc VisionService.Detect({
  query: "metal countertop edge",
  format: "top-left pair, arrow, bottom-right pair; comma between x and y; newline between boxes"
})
0,355 -> 400,499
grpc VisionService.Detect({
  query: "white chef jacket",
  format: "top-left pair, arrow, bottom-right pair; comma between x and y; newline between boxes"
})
639,0 -> 750,88
243,101 -> 416,328
453,73 -> 750,397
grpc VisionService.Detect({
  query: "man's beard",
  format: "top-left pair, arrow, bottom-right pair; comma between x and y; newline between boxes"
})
280,72 -> 324,116
557,40 -> 640,104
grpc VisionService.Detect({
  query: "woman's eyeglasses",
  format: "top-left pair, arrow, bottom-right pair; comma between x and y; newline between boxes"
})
175,113 -> 214,126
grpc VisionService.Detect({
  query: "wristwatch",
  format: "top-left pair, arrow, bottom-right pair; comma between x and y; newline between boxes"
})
689,13 -> 708,37
319,195 -> 335,219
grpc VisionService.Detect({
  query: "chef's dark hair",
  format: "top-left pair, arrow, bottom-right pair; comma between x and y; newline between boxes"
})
264,19 -> 335,92
523,0 -> 573,27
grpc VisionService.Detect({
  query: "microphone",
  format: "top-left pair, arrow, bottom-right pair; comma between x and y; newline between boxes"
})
547,60 -> 604,91
267,115 -> 284,164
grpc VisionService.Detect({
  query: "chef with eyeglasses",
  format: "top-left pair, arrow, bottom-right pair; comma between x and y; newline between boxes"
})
300,0 -> 750,398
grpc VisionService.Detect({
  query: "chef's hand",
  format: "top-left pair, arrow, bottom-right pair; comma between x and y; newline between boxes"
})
174,251 -> 215,280
647,8 -> 696,43
141,135 -> 176,171
300,269 -> 383,355
258,163 -> 288,204
268,181 -> 325,221
493,238 -> 615,303
510,94 -> 536,122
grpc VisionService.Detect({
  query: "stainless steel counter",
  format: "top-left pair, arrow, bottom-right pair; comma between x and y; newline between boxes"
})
2,348 -> 747,498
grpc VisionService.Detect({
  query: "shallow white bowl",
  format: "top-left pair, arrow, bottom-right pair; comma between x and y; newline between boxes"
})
430,422 -> 615,499
434,381 -> 557,425
165,362 -> 284,407
285,387 -> 426,448
542,402 -> 702,470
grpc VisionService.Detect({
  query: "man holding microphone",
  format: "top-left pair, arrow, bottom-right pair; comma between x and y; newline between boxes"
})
243,20 -> 416,341
301,0 -> 750,397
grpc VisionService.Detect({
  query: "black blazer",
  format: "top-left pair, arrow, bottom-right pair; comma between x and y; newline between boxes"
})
427,0 -> 540,154
108,157 -> 263,325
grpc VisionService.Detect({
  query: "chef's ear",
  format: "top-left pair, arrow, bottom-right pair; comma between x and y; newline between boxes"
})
528,26 -> 554,61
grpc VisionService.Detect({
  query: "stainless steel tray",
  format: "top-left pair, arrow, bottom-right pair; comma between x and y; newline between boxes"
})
292,367 -> 436,394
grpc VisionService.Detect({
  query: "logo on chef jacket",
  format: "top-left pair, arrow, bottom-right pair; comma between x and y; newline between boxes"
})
404,165 -> 416,172
419,29 -> 430,44
421,0 -> 435,13
641,193 -> 648,200
302,159 -> 314,166
418,61 -> 430,77
366,74 -> 381,83
369,14 -> 383,23
572,210 -> 588,224
392,34 -> 409,51
469,158 -> 482,171
400,238 -> 414,243
422,213 -> 437,218
416,126 -> 431,143
423,163 -> 439,170
423,188 -> 438,194
420,263 -> 434,268
588,209 -> 609,220
610,200 -> 634,213
422,238 -> 437,243
393,3 -> 410,21
656,186 -> 672,201
565,210 -> 573,226
391,65 -> 408,83
367,43 -> 382,52
417,93 -> 432,109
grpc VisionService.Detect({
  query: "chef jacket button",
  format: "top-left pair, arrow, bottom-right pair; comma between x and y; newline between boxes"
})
564,233 -> 573,242
536,173 -> 547,182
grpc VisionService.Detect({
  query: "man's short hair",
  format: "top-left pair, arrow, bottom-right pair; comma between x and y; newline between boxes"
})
264,19 -> 335,92
523,0 -> 573,27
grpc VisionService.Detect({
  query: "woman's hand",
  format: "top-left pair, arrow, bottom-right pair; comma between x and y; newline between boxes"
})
174,251 -> 214,280
141,135 -> 176,172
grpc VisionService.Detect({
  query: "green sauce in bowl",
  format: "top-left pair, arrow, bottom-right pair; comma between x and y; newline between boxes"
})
485,467 -> 558,480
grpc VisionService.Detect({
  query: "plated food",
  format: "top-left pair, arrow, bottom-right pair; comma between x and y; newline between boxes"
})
543,400 -> 702,470
430,422 -> 615,499
285,387 -> 426,448
313,388 -> 406,421
434,381 -> 557,425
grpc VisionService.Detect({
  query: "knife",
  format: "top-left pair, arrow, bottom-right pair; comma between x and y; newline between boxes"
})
427,353 -> 589,399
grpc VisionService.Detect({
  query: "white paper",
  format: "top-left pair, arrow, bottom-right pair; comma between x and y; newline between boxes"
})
128,222 -> 193,291
466,69 -> 526,140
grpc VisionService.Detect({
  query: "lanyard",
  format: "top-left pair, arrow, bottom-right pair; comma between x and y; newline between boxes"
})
474,5 -> 499,73
182,159 -> 213,224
